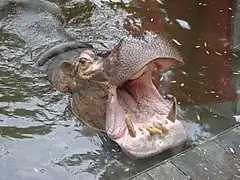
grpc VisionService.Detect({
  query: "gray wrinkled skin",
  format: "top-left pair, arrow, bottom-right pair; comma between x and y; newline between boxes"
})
105,32 -> 184,86
0,0 -> 72,61
0,0 -> 64,23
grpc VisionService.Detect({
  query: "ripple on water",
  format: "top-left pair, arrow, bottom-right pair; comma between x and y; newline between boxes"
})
0,0 -> 237,179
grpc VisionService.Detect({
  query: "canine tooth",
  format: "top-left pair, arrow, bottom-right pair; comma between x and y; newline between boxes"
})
167,95 -> 177,122
125,114 -> 136,137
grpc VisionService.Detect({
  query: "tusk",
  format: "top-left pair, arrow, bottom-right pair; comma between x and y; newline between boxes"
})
143,125 -> 162,135
125,114 -> 136,137
166,95 -> 177,122
153,122 -> 169,133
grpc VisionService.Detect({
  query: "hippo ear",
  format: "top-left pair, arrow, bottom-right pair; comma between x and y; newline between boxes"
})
60,61 -> 76,76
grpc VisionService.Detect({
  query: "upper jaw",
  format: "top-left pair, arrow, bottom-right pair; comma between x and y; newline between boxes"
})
123,57 -> 184,85
103,32 -> 184,87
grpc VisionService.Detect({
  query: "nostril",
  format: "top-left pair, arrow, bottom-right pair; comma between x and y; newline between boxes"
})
83,49 -> 95,58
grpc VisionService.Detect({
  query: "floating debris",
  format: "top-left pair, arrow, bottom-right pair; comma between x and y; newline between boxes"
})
34,168 -> 39,173
204,167 -> 208,171
233,53 -> 238,58
172,39 -> 182,46
156,0 -> 164,5
229,147 -> 235,154
176,19 -> 191,30
181,71 -> 187,75
124,168 -> 130,172
197,114 -> 201,121
199,3 -> 207,6
233,72 -> 240,75
215,51 -> 222,56
160,76 -> 164,81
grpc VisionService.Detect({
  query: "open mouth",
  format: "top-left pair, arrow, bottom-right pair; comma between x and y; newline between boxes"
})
105,58 -> 187,158
105,59 -> 179,139
62,33 -> 188,158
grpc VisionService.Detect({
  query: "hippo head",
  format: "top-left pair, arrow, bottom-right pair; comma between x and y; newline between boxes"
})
60,32 -> 188,159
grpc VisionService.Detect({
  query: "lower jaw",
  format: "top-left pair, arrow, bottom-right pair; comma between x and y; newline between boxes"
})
114,118 -> 188,159
104,72 -> 189,158
113,87 -> 188,158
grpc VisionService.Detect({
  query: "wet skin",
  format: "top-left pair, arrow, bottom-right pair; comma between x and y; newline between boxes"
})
58,34 -> 188,158
1,0 -> 188,158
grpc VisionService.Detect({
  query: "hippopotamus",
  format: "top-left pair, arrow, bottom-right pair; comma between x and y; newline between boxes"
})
0,0 -> 188,159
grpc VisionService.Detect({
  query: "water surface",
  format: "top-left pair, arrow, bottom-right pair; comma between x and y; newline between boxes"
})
0,0 -> 239,179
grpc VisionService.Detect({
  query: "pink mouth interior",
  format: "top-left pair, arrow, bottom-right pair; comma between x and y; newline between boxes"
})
106,60 -> 172,138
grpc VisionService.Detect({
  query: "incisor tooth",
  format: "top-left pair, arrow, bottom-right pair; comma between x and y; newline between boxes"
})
167,95 -> 177,122
143,125 -> 163,135
153,122 -> 169,133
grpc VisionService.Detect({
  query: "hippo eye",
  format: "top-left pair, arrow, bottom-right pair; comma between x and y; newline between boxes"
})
79,57 -> 88,65
78,57 -> 92,73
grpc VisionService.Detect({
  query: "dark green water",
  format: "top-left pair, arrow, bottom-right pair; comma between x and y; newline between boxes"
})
0,0 -> 239,179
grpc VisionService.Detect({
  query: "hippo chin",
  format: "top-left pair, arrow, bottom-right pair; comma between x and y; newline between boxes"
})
59,32 -> 188,159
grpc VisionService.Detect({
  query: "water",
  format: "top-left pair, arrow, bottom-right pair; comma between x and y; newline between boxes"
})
0,0 -> 239,179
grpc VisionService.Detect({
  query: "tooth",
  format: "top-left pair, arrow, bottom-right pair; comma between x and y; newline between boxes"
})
167,96 -> 177,122
143,125 -> 162,135
153,122 -> 169,133
125,114 -> 136,137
